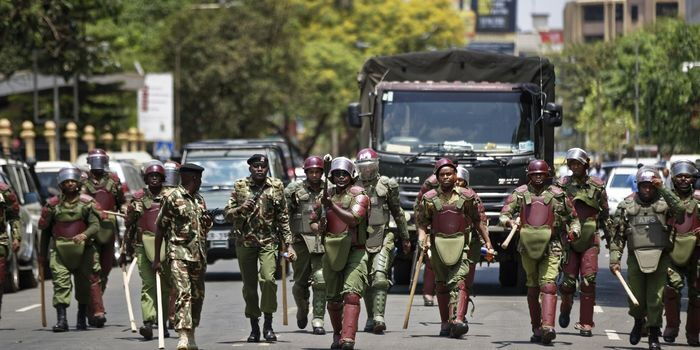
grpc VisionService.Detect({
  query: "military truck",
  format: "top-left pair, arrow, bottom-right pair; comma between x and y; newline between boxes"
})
347,49 -> 563,289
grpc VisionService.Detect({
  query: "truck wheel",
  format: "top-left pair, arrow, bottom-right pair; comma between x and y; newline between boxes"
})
498,259 -> 518,287
20,250 -> 39,289
4,254 -> 20,293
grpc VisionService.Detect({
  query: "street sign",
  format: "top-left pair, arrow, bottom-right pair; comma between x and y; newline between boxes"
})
153,141 -> 174,160
472,0 -> 517,34
138,73 -> 173,142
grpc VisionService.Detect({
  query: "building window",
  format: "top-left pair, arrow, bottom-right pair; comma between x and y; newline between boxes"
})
615,4 -> 623,22
656,3 -> 679,18
583,4 -> 605,22
584,35 -> 604,43
631,5 -> 639,22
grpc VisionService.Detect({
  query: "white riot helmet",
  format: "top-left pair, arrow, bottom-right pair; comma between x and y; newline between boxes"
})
87,148 -> 109,170
163,161 -> 181,187
457,166 -> 470,186
57,167 -> 83,185
330,157 -> 354,183
355,148 -> 379,181
565,148 -> 589,166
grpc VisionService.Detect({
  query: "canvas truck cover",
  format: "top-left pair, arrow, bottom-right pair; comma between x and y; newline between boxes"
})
357,49 -> 556,115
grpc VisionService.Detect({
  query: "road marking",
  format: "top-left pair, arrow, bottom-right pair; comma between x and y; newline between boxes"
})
594,305 -> 604,313
605,329 -> 621,340
16,304 -> 41,312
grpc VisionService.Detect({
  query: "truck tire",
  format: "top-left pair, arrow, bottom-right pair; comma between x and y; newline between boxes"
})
4,254 -> 20,293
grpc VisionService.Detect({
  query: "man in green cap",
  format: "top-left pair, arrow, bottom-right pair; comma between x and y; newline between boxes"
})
153,163 -> 210,350
320,156 -> 369,350
39,167 -> 106,332
661,160 -> 700,346
610,166 -> 685,350
285,155 -> 327,335
225,153 -> 294,343
0,182 -> 21,321
555,148 -> 612,337
416,158 -> 493,339
121,161 -> 171,340
500,159 -> 579,345
354,148 -> 411,334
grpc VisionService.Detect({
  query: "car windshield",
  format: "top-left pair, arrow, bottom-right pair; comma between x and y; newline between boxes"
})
378,90 -> 533,154
37,171 -> 59,193
198,189 -> 230,210
188,158 -> 253,187
609,173 -> 632,188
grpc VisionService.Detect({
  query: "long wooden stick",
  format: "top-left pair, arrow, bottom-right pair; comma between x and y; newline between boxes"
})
501,218 -> 521,249
614,270 -> 640,306
103,210 -> 126,218
281,253 -> 288,326
403,240 -> 426,329
156,272 -> 165,349
122,258 -> 137,332
39,263 -> 46,327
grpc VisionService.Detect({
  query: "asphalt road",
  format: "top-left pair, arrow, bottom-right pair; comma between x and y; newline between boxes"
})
0,250 -> 692,350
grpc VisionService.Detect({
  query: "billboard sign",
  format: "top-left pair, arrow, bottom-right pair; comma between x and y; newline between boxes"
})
472,0 -> 517,33
138,73 -> 173,142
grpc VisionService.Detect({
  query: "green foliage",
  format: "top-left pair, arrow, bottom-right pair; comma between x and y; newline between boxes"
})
553,20 -> 700,154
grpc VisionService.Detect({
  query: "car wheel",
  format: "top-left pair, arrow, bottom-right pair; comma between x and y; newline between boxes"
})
20,249 -> 39,289
4,254 -> 20,293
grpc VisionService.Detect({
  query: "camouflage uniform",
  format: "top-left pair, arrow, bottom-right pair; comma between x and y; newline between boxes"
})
416,185 -> 485,336
555,175 -> 611,333
0,183 -> 21,319
663,189 -> 700,344
125,188 -> 171,328
225,177 -> 292,318
284,179 -> 325,331
500,184 -> 579,340
39,194 -> 105,326
82,171 -> 125,291
156,185 -> 208,332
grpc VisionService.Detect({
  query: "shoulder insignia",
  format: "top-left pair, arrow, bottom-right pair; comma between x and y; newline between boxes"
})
458,187 -> 476,198
133,189 -> 145,200
424,189 -> 438,200
515,184 -> 528,193
270,177 -> 284,188
79,194 -> 94,203
588,176 -> 605,187
348,185 -> 364,196
0,183 -> 9,191
47,196 -> 60,206
549,185 -> 565,196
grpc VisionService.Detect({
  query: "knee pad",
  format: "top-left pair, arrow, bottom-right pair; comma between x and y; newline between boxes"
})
435,282 -> 449,295
311,269 -> 325,286
560,275 -> 577,293
540,283 -> 557,295
580,281 -> 596,295
343,293 -> 361,306
582,273 -> 596,286
370,272 -> 391,290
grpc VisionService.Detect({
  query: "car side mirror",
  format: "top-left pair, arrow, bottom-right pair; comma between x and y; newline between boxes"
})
346,102 -> 362,128
543,103 -> 563,127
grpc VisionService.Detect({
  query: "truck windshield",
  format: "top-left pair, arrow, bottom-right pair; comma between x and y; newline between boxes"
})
378,91 -> 533,154
187,158 -> 251,187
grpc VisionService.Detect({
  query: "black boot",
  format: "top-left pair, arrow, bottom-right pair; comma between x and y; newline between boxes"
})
648,327 -> 662,350
52,305 -> 69,332
139,321 -> 154,340
247,318 -> 260,343
76,304 -> 87,330
630,318 -> 645,345
263,313 -> 277,342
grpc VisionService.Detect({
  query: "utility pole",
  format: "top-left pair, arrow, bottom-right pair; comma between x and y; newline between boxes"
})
634,42 -> 639,161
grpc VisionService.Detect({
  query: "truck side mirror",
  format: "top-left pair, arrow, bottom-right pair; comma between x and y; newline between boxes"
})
543,103 -> 563,127
346,102 -> 362,128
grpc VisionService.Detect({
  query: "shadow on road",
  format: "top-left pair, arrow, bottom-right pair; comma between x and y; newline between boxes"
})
205,272 -> 241,282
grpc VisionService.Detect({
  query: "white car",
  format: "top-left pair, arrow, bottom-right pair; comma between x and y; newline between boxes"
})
605,166 -> 638,216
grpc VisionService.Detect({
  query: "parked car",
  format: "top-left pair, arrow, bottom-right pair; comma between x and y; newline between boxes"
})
0,158 -> 43,292
181,139 -> 291,264
76,151 -> 155,168
605,165 -> 639,216
34,161 -> 74,200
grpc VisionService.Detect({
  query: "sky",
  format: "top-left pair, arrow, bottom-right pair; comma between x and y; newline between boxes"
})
516,0 -> 568,31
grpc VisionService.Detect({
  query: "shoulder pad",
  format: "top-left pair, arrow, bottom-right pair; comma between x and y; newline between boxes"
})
625,193 -> 636,201
0,183 -> 9,191
514,185 -> 528,193
79,194 -> 94,203
549,185 -> 565,196
693,190 -> 700,201
458,187 -> 476,198
349,186 -> 364,196
47,196 -> 60,206
588,176 -> 605,187
557,176 -> 571,186
379,176 -> 399,188
424,189 -> 438,200
269,177 -> 284,188
133,189 -> 145,200
109,172 -> 120,181
234,179 -> 248,187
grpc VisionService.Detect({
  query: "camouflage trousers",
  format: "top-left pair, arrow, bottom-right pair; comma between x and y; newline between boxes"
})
292,241 -> 325,325
170,259 -> 206,330
49,244 -> 102,307
135,244 -> 171,324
